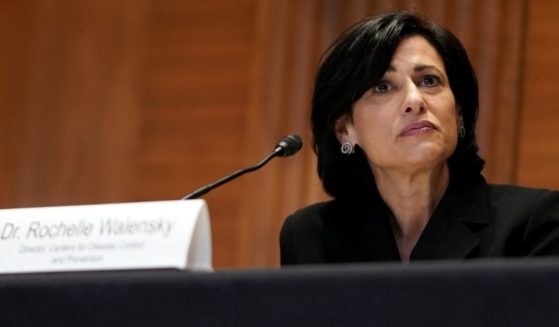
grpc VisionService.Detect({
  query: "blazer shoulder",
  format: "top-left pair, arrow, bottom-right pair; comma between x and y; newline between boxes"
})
280,201 -> 334,265
485,184 -> 559,256
281,201 -> 333,240
486,184 -> 559,211
487,183 -> 557,195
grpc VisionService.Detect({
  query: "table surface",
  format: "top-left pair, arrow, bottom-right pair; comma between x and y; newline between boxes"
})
1,258 -> 559,327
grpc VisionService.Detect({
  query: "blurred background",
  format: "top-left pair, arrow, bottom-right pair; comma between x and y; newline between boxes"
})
0,0 -> 558,269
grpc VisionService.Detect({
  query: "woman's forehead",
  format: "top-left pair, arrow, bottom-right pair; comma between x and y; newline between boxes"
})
387,36 -> 446,73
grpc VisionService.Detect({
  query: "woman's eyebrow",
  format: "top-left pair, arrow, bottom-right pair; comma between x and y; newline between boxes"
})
385,64 -> 443,74
385,65 -> 396,72
414,64 -> 442,73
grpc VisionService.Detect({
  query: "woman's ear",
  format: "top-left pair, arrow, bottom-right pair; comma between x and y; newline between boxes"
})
456,111 -> 464,129
456,109 -> 466,138
334,114 -> 353,143
456,106 -> 464,126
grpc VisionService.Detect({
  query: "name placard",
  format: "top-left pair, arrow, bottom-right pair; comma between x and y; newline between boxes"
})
0,200 -> 212,274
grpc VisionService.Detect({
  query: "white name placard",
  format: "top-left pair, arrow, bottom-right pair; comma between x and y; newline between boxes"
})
0,200 -> 212,274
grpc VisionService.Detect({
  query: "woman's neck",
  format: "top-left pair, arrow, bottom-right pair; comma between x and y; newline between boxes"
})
372,163 -> 450,261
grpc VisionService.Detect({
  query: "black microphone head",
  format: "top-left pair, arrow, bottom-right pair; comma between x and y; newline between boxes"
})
275,134 -> 303,157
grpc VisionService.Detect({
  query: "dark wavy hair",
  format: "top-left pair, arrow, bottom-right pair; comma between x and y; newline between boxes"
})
312,11 -> 485,199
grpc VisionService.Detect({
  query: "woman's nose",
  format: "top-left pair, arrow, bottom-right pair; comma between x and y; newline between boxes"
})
403,83 -> 426,114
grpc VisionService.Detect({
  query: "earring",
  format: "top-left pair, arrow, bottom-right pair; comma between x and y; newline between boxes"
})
458,125 -> 466,138
341,142 -> 354,154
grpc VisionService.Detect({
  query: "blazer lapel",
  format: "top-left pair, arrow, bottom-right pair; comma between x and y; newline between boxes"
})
322,196 -> 401,262
411,180 -> 491,260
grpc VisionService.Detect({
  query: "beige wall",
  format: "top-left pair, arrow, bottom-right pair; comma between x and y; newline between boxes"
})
0,0 -> 557,268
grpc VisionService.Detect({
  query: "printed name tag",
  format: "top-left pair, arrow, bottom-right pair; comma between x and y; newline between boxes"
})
0,200 -> 212,273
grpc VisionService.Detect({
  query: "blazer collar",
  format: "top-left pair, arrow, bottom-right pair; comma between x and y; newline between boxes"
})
323,191 -> 401,262
411,178 -> 491,260
326,177 -> 491,262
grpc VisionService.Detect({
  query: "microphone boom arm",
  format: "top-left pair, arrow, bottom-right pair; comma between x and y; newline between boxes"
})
182,148 -> 281,200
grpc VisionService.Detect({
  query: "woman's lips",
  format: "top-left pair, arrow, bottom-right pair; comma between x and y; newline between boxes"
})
399,120 -> 437,137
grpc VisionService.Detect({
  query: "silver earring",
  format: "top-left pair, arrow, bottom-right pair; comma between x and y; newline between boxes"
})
458,125 -> 466,138
341,142 -> 354,154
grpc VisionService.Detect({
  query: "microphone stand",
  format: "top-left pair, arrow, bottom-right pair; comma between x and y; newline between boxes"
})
182,148 -> 282,200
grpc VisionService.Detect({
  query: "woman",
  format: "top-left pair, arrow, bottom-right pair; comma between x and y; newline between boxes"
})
280,11 -> 559,264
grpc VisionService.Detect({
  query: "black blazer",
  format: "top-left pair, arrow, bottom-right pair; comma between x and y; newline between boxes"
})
280,179 -> 559,265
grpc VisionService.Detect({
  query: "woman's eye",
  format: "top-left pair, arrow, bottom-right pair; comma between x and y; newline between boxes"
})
420,75 -> 441,87
373,81 -> 392,94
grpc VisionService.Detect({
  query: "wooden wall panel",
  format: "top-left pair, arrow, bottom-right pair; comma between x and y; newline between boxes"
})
135,0 -> 257,267
516,0 -> 559,188
0,0 -> 147,207
238,0 -> 325,267
0,0 -> 259,268
0,1 -> 31,206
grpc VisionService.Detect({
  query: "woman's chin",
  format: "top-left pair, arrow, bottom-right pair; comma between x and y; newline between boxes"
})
399,147 -> 451,171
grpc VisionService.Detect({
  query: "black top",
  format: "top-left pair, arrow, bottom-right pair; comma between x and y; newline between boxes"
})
280,178 -> 559,265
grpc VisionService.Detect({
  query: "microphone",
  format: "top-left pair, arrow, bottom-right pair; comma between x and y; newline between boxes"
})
273,134 -> 303,157
182,135 -> 303,200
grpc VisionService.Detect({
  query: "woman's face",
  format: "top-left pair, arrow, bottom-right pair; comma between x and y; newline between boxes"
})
338,35 -> 459,176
